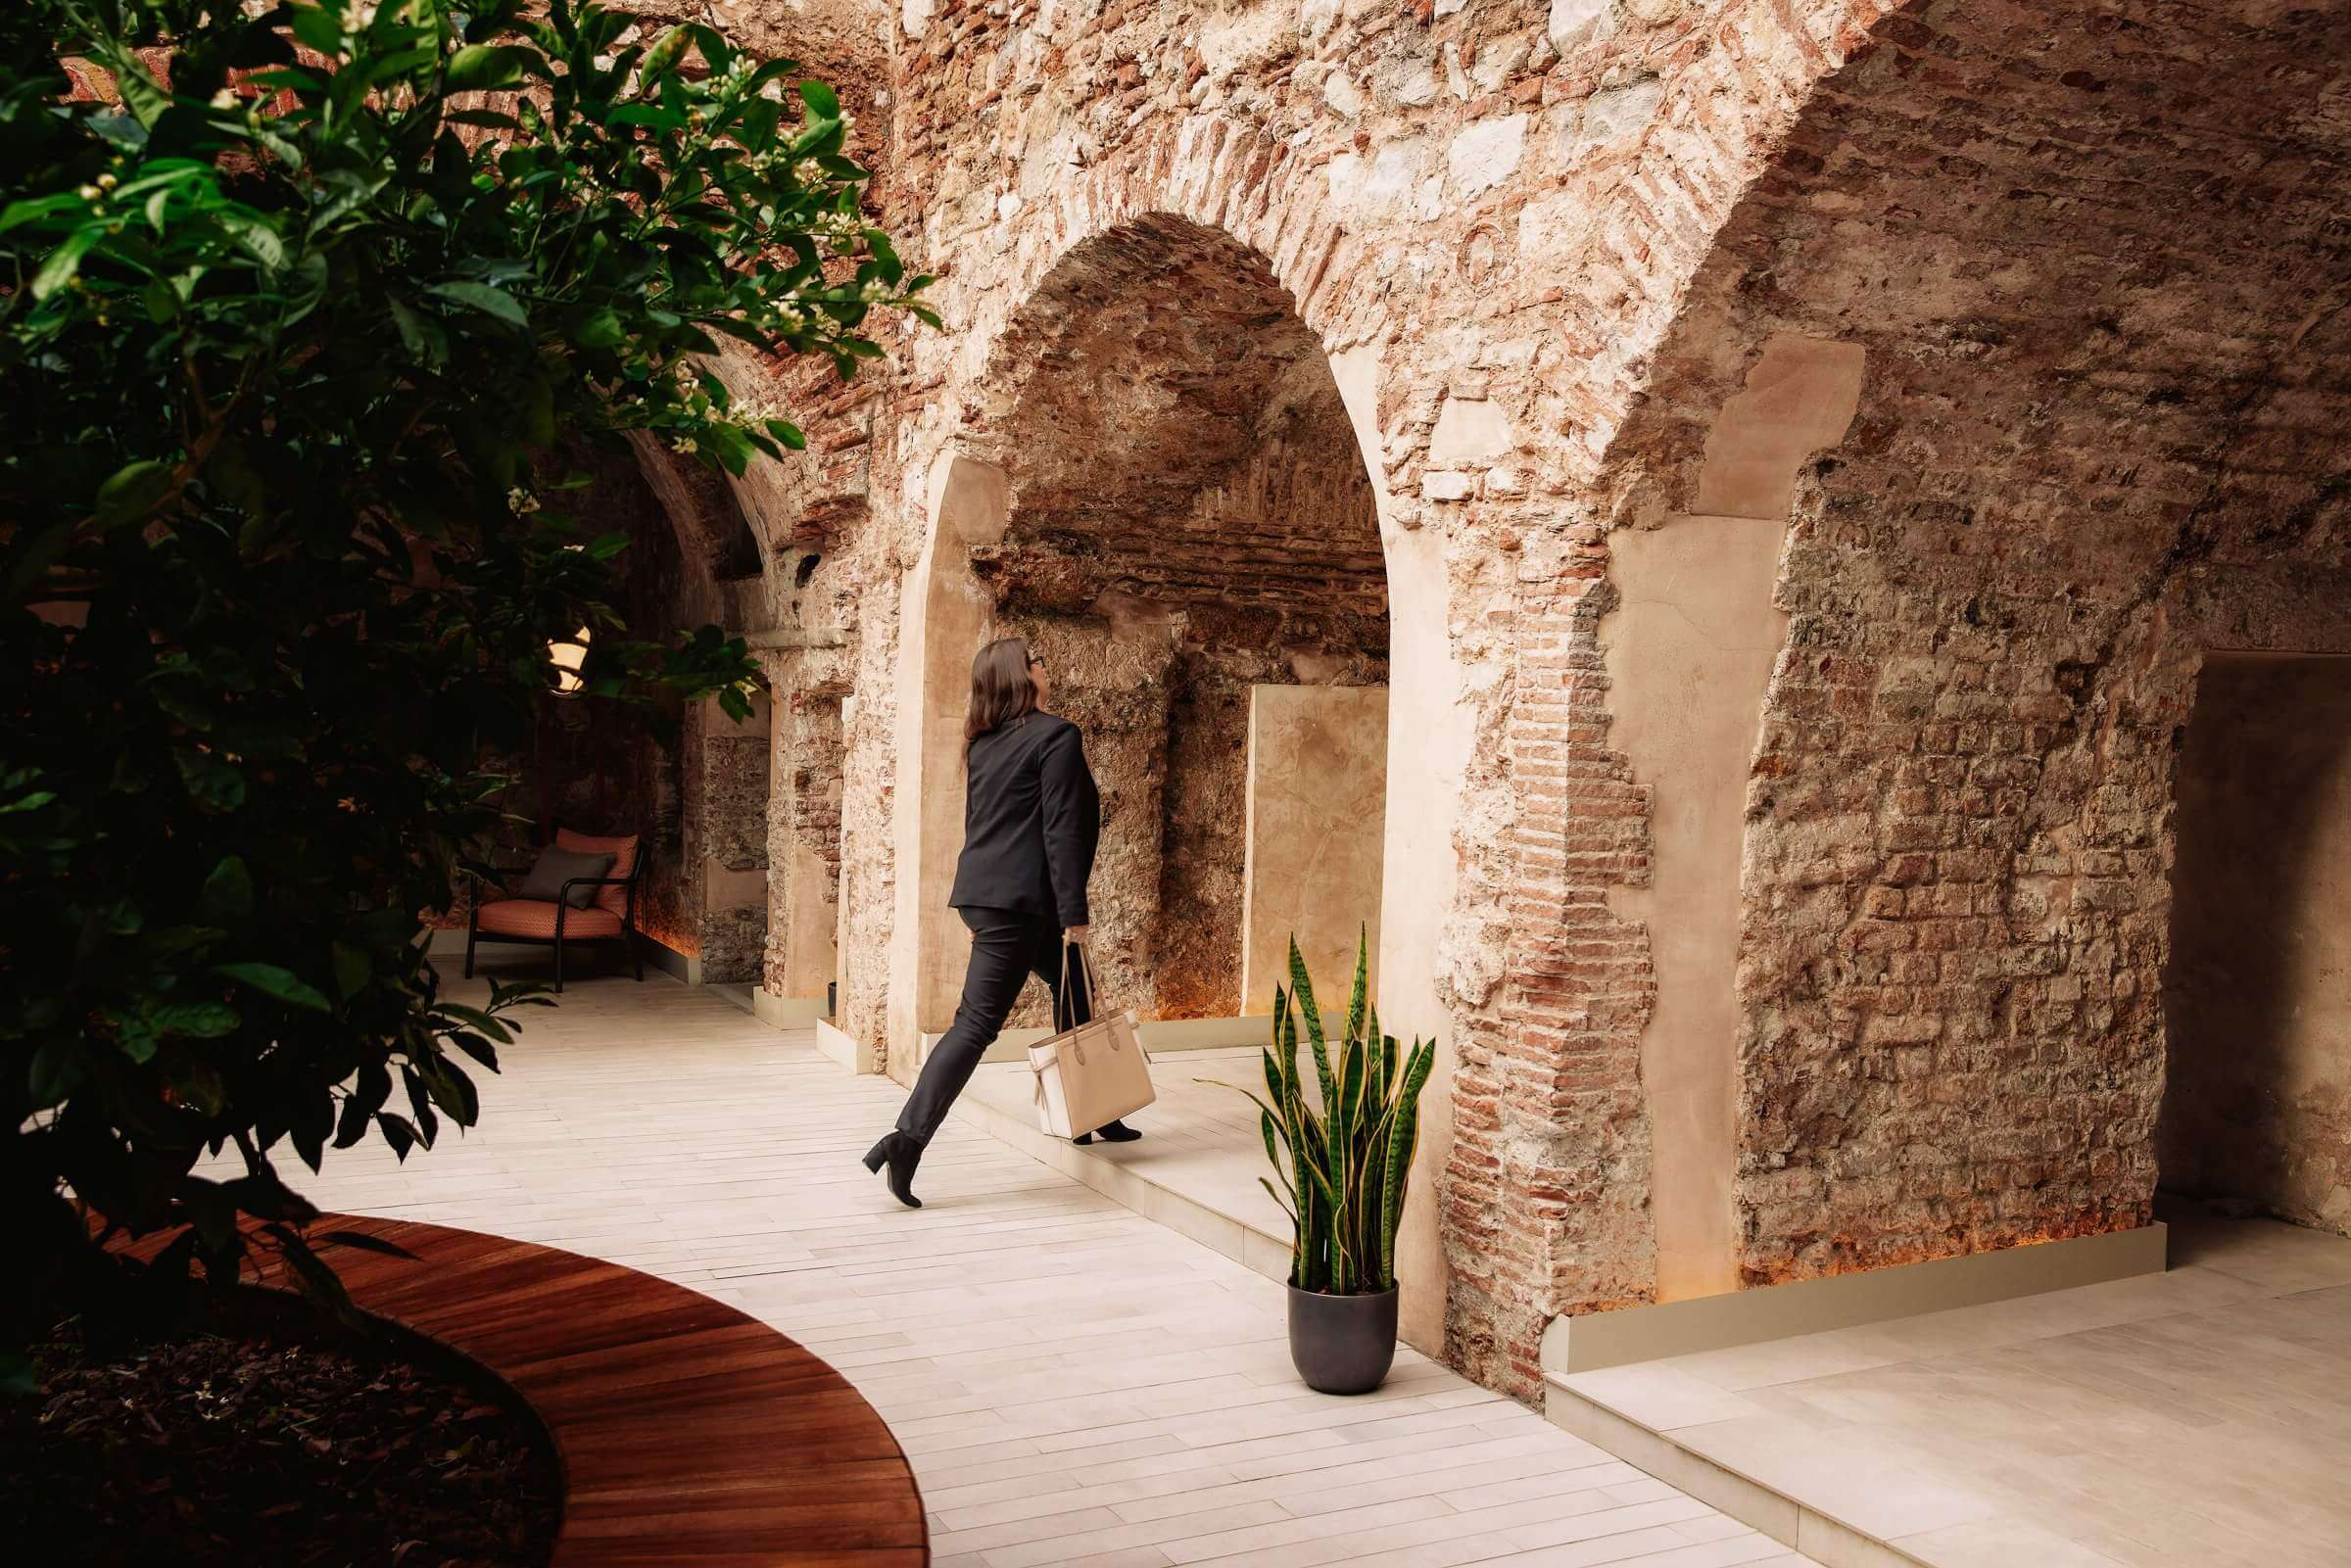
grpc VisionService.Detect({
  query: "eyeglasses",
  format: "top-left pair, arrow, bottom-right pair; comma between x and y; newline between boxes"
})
1028,656 -> 1044,670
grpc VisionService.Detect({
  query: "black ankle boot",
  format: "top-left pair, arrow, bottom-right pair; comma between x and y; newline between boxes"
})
1075,1118 -> 1142,1147
862,1132 -> 924,1209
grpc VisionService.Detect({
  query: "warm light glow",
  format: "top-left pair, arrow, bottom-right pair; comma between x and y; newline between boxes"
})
549,627 -> 591,695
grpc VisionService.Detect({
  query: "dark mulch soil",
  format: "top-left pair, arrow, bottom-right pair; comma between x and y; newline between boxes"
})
2,1303 -> 559,1568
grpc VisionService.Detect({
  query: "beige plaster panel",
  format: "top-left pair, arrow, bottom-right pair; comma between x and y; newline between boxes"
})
1605,332 -> 1862,1302
704,859 -> 768,912
1692,335 -> 1865,521
1240,685 -> 1390,1017
778,837 -> 839,1001
2163,654 -> 2351,1237
1604,518 -> 1793,1301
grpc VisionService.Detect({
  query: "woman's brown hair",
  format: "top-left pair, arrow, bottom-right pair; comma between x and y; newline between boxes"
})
964,636 -> 1038,760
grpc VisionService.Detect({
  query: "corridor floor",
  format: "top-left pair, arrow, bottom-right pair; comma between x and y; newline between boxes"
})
288,974 -> 1810,1568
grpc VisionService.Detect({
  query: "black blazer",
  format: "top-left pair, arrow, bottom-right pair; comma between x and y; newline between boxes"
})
950,712 -> 1100,927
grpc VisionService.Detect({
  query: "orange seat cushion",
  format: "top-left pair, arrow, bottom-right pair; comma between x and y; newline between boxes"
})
554,828 -> 639,920
476,899 -> 623,939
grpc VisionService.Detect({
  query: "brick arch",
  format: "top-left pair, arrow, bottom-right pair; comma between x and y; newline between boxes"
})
1585,0 -> 2351,1311
962,116 -> 1368,371
1424,0 -> 1917,1398
964,214 -> 1385,621
884,130 -> 1484,1360
880,119 -> 1363,1064
1528,0 -> 1906,482
948,210 -> 1388,1027
627,434 -> 765,588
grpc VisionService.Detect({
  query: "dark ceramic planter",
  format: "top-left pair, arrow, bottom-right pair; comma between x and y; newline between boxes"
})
1286,1285 -> 1400,1395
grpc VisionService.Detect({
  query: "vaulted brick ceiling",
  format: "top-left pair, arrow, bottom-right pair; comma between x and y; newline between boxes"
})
1624,0 -> 2351,587
966,214 -> 1386,629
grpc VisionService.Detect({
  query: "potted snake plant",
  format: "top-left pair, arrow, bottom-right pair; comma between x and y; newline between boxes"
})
1214,929 -> 1436,1394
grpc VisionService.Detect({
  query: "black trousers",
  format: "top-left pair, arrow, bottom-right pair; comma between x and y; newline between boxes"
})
895,907 -> 1096,1147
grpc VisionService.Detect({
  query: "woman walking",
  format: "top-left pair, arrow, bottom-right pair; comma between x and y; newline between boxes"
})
862,636 -> 1141,1208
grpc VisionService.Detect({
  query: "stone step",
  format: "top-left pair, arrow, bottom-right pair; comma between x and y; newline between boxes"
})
944,1068 -> 1296,1286
1544,1370 -> 1931,1568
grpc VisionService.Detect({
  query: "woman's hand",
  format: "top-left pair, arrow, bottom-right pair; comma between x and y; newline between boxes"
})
1064,926 -> 1091,946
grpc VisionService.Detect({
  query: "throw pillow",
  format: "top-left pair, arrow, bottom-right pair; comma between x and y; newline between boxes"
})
518,846 -> 615,909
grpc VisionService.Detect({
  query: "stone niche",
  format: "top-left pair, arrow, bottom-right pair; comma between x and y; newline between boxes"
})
2162,653 -> 2351,1239
689,689 -> 773,985
1241,684 -> 1389,1017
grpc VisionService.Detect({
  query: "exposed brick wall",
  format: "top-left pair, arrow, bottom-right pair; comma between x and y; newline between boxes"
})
1606,0 -> 2351,1286
805,0 -> 1909,1397
676,0 -> 2351,1403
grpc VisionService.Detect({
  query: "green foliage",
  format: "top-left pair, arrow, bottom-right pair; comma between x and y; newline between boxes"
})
1210,929 -> 1436,1296
0,0 -> 928,1370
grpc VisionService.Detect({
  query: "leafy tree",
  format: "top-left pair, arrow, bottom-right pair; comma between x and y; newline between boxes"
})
0,0 -> 929,1386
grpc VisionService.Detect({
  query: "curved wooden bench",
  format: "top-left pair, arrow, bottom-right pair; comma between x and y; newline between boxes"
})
133,1213 -> 928,1566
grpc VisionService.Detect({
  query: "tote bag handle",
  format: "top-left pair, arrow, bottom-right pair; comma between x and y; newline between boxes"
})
1057,940 -> 1100,1030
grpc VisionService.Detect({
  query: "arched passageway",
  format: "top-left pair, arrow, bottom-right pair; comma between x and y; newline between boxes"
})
882,213 -> 1484,1345
959,215 -> 1391,1027
1593,0 -> 2351,1306
896,214 -> 1394,1038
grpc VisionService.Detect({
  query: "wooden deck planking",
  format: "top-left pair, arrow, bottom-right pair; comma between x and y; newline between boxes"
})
122,1212 -> 928,1567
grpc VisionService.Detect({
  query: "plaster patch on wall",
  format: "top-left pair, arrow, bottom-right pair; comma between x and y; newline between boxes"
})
1693,335 -> 1866,519
1603,520 -> 1798,1300
1241,685 -> 1390,1014
1428,396 -> 1516,466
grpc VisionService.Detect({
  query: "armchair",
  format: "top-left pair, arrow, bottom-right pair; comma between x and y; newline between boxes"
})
464,826 -> 645,991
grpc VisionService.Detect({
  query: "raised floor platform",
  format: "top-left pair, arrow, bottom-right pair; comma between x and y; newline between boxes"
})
958,1045 -> 1296,1281
1545,1206 -> 2351,1568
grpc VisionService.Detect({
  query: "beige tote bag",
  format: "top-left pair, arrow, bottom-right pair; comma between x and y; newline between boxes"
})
1028,947 -> 1155,1139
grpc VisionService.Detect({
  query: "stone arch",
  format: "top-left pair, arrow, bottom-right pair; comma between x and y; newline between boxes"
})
884,148 -> 1474,1351
888,449 -> 1012,1047
952,214 -> 1389,1027
1590,0 -> 2351,1305
964,117 -> 1373,364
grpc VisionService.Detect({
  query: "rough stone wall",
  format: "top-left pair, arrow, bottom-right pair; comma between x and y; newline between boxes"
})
1604,1 -> 2351,1286
1157,654 -> 1271,1019
806,0 -> 1915,1395
790,692 -> 847,916
759,641 -> 850,998
684,693 -> 773,983
682,0 -> 2345,1398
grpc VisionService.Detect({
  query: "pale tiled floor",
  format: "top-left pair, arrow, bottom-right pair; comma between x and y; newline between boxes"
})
274,974 -> 1813,1568
1552,1210 -> 2351,1568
